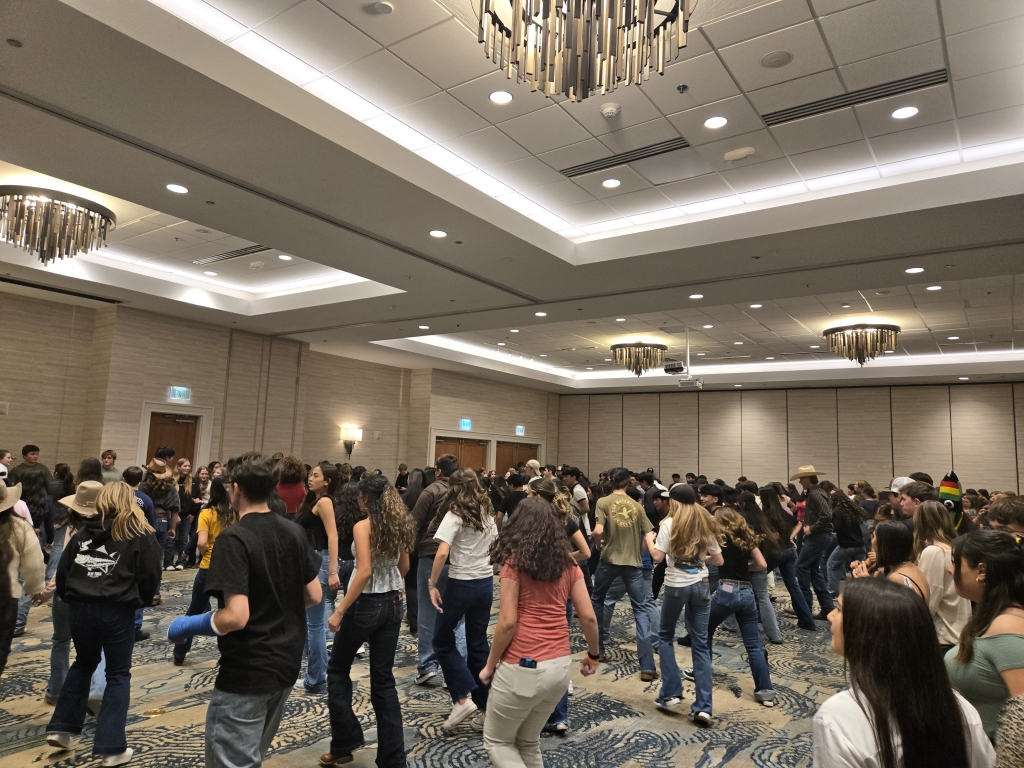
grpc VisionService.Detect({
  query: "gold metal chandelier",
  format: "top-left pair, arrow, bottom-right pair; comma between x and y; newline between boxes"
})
0,186 -> 116,267
611,341 -> 667,376
823,323 -> 900,366
477,0 -> 698,102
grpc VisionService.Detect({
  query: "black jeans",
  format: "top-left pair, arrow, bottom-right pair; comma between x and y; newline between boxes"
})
403,554 -> 418,634
0,596 -> 18,676
174,568 -> 211,663
327,591 -> 405,767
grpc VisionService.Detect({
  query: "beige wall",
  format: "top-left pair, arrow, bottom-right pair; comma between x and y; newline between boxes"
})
559,387 -> 1024,492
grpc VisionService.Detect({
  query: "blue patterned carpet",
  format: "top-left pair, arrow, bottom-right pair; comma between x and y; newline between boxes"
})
1,571 -> 840,767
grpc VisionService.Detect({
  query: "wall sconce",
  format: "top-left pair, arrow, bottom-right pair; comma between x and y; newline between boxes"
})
341,426 -> 362,459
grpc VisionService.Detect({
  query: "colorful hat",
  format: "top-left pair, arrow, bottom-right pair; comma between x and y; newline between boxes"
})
940,470 -> 963,517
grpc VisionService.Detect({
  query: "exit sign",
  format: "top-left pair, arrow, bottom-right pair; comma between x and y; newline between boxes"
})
459,418 -> 472,431
516,425 -> 525,436
168,386 -> 191,402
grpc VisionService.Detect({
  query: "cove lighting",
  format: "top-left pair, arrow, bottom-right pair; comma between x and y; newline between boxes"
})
810,345 -> 820,349
734,341 -> 743,345
892,107 -> 919,119
535,312 -> 547,316
884,350 -> 895,354
704,116 -> 728,129
703,324 -> 713,328
166,184 -> 188,194
278,254 -> 292,261
697,352 -> 705,356
690,293 -> 703,299
616,318 -> 626,321
750,304 -> 762,308
948,336 -> 959,340
498,342 -> 505,346
927,285 -> 941,291
539,354 -> 546,356
734,384 -> 742,387
586,367 -> 593,370
905,267 -> 924,274
204,271 -> 217,276
766,357 -> 774,360
304,77 -> 382,121
602,179 -> 621,189
510,329 -> 519,332
429,230 -> 447,238
489,90 -> 513,104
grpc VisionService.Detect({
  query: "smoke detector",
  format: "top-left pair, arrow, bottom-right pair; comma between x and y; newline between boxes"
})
724,146 -> 756,164
374,1 -> 394,13
600,102 -> 621,118
249,261 -> 264,269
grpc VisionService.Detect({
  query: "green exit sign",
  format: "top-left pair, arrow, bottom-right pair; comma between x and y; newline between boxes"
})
168,386 -> 191,402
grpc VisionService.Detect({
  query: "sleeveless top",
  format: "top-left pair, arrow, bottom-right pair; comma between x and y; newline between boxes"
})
350,541 -> 403,594
295,497 -> 330,551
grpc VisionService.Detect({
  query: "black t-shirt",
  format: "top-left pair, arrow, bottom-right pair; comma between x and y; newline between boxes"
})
498,490 -> 528,519
205,512 -> 320,695
565,517 -> 579,541
395,472 -> 409,491
717,538 -> 754,582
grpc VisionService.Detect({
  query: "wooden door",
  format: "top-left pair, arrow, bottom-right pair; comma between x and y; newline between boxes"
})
434,436 -> 462,465
460,441 -> 488,472
146,413 -> 199,465
516,443 -> 539,464
496,442 -> 516,474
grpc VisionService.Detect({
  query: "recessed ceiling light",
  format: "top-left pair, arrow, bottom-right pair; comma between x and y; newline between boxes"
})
166,184 -> 188,194
959,377 -> 969,381
703,324 -> 713,328
498,342 -> 505,346
510,329 -> 519,333
489,90 -> 513,104
927,285 -> 941,291
948,336 -> 959,340
734,384 -> 742,387
905,267 -> 924,273
278,254 -> 292,261
750,304 -> 762,308
418,325 -> 429,330
605,358 -> 611,361
373,1 -> 393,13
697,352 -> 706,356
766,356 -> 774,360
539,353 -> 546,356
616,318 -> 626,321
429,230 -> 447,238
195,228 -> 210,234
734,341 -> 743,345
884,350 -> 895,354
810,345 -> 820,349
690,293 -> 703,299
586,367 -> 593,370
602,179 -> 621,189
892,106 -> 919,120
204,271 -> 217,276
704,116 -> 728,129
535,312 -> 547,317
841,303 -> 851,308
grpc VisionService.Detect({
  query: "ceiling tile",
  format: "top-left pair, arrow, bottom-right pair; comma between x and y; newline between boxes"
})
389,92 -> 488,142
658,173 -> 735,205
255,1 -> 379,74
559,85 -> 662,135
769,108 -> 864,154
789,140 -> 876,178
629,147 -> 715,184
719,21 -> 835,92
838,40 -> 946,92
868,120 -> 959,164
946,16 -> 1024,82
637,53 -> 741,116
487,156 -> 566,190
702,0 -> 813,48
599,118 -> 680,154
537,139 -> 613,171
819,0 -> 941,66
125,228 -> 207,255
957,104 -> 1024,148
330,50 -> 438,110
602,187 -> 678,216
748,70 -> 845,114
107,219 -> 162,243
718,157 -> 801,193
939,0 -> 1024,35
497,106 -> 591,154
667,95 -> 765,145
205,0 -> 297,27
448,70 -> 552,122
854,84 -> 955,136
953,65 -> 1024,117
321,0 -> 450,47
390,19 -> 497,89
551,200 -> 617,226
571,166 -> 651,199
441,126 -> 530,168
691,129 -> 785,172
810,0 -> 872,14
520,179 -> 595,209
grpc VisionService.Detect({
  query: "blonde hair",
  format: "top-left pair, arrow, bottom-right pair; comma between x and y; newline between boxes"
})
99,482 -> 155,541
174,457 -> 192,483
666,500 -> 720,562
914,500 -> 956,559
714,506 -> 762,551
530,477 -> 572,523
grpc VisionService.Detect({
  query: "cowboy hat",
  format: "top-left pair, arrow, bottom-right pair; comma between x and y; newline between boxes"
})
790,465 -> 822,480
0,482 -> 22,514
59,480 -> 104,517
145,458 -> 172,478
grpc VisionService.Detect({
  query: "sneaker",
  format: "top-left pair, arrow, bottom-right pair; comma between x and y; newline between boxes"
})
655,696 -> 682,711
813,609 -> 831,621
101,748 -> 134,766
760,699 -> 775,708
12,628 -> 25,638
677,635 -> 692,647
134,630 -> 150,642
174,564 -> 184,571
470,711 -> 486,732
640,670 -> 659,682
173,656 -> 185,667
44,695 -> 57,706
755,690 -> 776,708
442,699 -> 477,730
415,669 -> 439,685
692,711 -> 713,727
165,566 -> 176,572
46,732 -> 78,749
681,667 -> 694,682
542,721 -> 568,734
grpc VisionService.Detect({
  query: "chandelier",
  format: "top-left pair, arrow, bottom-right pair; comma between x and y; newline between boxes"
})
823,323 -> 900,366
477,0 -> 697,102
612,341 -> 667,376
0,185 -> 116,267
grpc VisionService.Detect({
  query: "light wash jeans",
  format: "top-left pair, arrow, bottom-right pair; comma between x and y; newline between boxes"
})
205,686 -> 290,768
750,569 -> 783,643
659,580 -> 712,715
303,550 -> 330,691
826,545 -> 866,598
590,562 -> 656,674
600,569 -> 660,651
415,556 -> 465,677
708,584 -> 774,703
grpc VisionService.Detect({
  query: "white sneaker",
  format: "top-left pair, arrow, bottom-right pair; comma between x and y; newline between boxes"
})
442,699 -> 477,730
692,711 -> 712,727
470,711 -> 486,731
567,680 -> 574,695
415,669 -> 438,685
655,696 -> 682,711
164,566 -> 175,572
174,564 -> 184,571
46,732 -> 78,750
101,748 -> 134,766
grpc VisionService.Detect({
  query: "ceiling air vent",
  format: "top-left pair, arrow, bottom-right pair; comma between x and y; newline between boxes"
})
762,69 -> 949,126
192,244 -> 270,266
560,137 -> 691,178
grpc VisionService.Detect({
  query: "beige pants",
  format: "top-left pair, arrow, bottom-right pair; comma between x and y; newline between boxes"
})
483,656 -> 572,768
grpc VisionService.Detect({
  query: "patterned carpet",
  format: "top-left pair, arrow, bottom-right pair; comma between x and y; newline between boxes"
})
2,571 -> 841,767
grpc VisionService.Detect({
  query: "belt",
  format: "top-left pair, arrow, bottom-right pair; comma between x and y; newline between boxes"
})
719,578 -> 750,586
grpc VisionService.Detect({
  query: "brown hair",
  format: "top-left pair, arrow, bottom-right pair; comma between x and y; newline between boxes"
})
714,506 -> 761,552
439,468 -> 492,532
101,449 -> 117,461
530,477 -> 572,524
913,500 -> 956,558
900,481 -> 938,503
489,496 -> 575,582
278,454 -> 306,485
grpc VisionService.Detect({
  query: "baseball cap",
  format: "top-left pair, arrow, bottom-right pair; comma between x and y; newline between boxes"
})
669,483 -> 697,505
890,477 -> 914,493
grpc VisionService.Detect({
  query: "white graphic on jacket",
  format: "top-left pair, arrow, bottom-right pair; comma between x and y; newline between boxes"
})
74,538 -> 120,578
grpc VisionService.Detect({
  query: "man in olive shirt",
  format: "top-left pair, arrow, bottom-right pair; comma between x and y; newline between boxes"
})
590,467 -> 657,681
8,444 -> 52,494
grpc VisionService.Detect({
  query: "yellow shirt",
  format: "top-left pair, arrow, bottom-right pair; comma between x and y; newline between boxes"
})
198,507 -> 223,569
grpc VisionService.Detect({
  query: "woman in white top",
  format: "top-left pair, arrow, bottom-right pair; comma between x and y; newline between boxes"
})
914,500 -> 971,655
428,469 -> 498,730
814,577 -> 993,768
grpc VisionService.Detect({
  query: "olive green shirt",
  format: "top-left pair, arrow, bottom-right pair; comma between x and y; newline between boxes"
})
595,494 -> 652,568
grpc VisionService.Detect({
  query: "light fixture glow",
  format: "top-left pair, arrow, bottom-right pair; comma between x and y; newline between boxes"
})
510,329 -> 519,333
690,293 -> 703,299
416,145 -> 477,176
489,90 -> 513,104
539,353 -> 546,356
959,377 -> 969,380
365,114 -> 433,151
602,179 -> 621,189
535,312 -> 547,316
704,116 -> 728,129
734,341 -> 743,345
611,341 -> 668,376
166,184 -> 188,194
148,0 -> 246,41
948,336 -> 959,340
884,349 -> 895,354
498,342 -> 505,346
892,107 -> 919,119
697,352 -> 706,356
278,254 -> 292,261
229,32 -> 321,86
616,318 -> 626,322
459,170 -> 513,197
586,367 -> 593,370
304,77 -> 382,121
703,324 -> 713,328
0,185 -> 116,266
605,358 -> 611,361
905,267 -> 924,274
810,345 -> 820,349
419,325 -> 429,330
750,304 -> 762,308
825,324 -> 901,365
766,356 -> 774,360
734,384 -> 742,387
204,271 -> 217,276
429,230 -> 447,238
927,285 -> 941,291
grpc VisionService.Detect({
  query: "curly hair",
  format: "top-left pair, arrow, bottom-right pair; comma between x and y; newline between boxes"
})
99,482 -> 155,541
278,454 -> 306,485
529,477 -> 572,524
714,506 -> 762,552
489,496 -> 575,581
358,474 -> 415,558
438,468 -> 492,532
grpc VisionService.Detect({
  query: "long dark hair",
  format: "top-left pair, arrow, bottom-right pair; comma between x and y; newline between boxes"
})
53,463 -> 75,497
401,469 -> 426,511
489,496 -> 575,582
759,485 -> 796,542
357,475 -> 415,558
423,466 -> 437,487
297,462 -> 340,520
207,477 -> 236,528
736,491 -> 779,554
873,520 -> 915,573
953,529 -> 1024,664
335,482 -> 364,546
823,482 -> 868,527
840,578 -> 969,768
439,468 -> 492,532
21,471 -> 49,526
75,458 -> 104,486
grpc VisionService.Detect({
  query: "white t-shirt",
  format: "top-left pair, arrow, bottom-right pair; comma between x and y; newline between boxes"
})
434,509 -> 497,581
812,688 -> 994,768
654,516 -> 721,588
570,483 -> 591,535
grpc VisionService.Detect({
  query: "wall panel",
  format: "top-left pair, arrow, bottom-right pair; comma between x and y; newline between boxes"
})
891,386 -> 952,484
659,393 -> 699,481
787,389 -> 839,483
588,395 -> 623,474
557,395 -> 590,476
699,391 -> 742,482
1015,385 -> 1024,495
951,384 -> 1018,492
430,369 -> 550,443
220,331 -> 267,459
837,388 -> 893,491
261,338 -> 301,454
622,394 -> 660,471
741,390 -> 788,485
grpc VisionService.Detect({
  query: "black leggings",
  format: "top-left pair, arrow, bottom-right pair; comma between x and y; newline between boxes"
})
0,597 -> 19,677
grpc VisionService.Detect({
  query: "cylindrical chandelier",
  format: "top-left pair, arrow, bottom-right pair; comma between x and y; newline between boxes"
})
611,341 -> 667,376
0,185 -> 116,267
823,323 -> 900,366
477,0 -> 697,102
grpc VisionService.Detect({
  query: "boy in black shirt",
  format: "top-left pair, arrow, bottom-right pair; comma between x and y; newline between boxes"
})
168,452 -> 321,768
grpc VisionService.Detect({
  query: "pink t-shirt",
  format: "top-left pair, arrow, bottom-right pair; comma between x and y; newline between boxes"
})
500,562 -> 582,664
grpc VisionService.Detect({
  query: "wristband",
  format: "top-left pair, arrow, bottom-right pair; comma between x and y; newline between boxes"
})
586,651 -> 600,661
167,610 -> 224,643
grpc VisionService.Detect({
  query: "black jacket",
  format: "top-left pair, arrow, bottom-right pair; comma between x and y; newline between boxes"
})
804,486 -> 834,535
56,518 -> 162,608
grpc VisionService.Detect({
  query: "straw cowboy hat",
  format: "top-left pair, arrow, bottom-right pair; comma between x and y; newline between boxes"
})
145,458 -> 172,478
59,480 -> 104,518
790,465 -> 823,480
0,482 -> 22,513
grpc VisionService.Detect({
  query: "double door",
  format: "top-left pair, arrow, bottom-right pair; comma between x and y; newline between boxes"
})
495,441 -> 539,474
435,437 -> 489,471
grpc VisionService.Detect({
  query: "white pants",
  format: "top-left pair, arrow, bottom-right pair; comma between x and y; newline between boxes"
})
483,656 -> 572,768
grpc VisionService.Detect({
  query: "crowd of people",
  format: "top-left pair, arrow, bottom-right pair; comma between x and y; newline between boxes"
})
1,443 -> 1023,768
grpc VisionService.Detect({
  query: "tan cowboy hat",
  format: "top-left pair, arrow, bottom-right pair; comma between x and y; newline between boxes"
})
0,482 -> 22,513
790,465 -> 823,480
60,480 -> 104,517
145,458 -> 171,478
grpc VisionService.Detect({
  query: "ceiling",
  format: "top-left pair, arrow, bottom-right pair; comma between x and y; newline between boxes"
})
0,0 -> 1022,393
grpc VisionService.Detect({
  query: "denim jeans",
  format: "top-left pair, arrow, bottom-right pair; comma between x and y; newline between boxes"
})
415,557 -> 465,676
303,550 -> 330,692
434,576 -> 492,710
708,584 -> 774,702
600,569 -> 660,651
47,602 -> 136,755
154,518 -> 172,572
174,568 -> 211,664
46,524 -> 67,582
205,686 -> 290,768
590,562 -> 655,674
659,581 -> 712,715
331,559 -> 353,643
15,592 -> 29,633
546,598 -> 577,727
826,545 -> 865,598
749,569 -> 783,643
796,533 -> 835,614
764,547 -> 815,629
174,516 -> 192,566
326,591 -> 405,767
